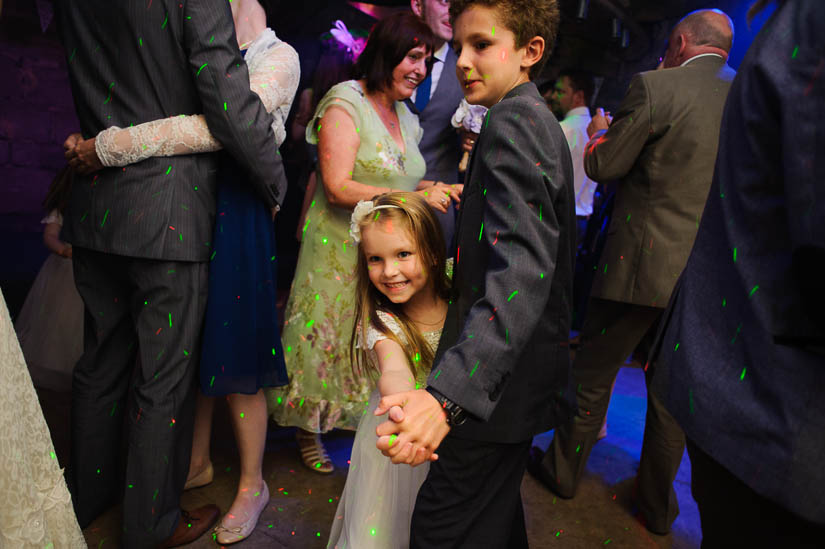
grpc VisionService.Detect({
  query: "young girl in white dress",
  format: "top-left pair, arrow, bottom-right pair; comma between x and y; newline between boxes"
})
15,166 -> 84,392
328,192 -> 451,549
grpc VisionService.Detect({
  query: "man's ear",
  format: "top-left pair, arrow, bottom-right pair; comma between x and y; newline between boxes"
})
521,36 -> 545,70
676,33 -> 687,59
411,0 -> 424,18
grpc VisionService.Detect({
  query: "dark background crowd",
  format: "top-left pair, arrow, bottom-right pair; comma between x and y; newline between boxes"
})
0,0 -> 773,317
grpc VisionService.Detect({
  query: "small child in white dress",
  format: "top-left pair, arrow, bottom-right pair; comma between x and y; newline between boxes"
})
328,192 -> 451,549
15,166 -> 84,392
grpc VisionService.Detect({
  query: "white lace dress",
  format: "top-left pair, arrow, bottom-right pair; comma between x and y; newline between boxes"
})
94,27 -> 299,165
0,288 -> 86,547
328,311 -> 439,549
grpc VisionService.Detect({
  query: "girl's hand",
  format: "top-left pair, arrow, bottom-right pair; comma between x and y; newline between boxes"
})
60,244 -> 73,259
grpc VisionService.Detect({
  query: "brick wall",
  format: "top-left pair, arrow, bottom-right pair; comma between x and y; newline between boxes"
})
0,0 -> 78,315
1,0 -> 77,224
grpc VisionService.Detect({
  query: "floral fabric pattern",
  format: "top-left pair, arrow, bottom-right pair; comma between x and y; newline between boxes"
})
268,80 -> 426,431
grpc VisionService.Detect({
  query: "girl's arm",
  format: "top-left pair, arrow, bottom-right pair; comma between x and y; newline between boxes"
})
43,222 -> 71,257
92,41 -> 299,168
373,338 -> 417,397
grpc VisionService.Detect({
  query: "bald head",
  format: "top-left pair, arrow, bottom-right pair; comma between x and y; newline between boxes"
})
663,9 -> 734,68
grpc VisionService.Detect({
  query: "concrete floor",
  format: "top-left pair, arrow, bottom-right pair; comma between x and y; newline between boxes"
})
37,366 -> 701,549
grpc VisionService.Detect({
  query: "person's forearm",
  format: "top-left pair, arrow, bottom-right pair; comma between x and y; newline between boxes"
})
378,370 -> 417,398
43,234 -> 66,255
322,176 -> 396,209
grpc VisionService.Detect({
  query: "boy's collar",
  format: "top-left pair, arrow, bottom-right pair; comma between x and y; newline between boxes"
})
499,81 -> 539,104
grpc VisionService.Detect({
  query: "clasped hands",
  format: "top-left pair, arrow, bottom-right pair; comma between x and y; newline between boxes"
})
374,389 -> 451,467
63,133 -> 103,174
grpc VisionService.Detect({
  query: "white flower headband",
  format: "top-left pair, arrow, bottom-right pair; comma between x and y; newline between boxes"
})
349,200 -> 402,244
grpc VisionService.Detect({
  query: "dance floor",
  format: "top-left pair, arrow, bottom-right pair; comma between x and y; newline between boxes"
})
36,364 -> 701,548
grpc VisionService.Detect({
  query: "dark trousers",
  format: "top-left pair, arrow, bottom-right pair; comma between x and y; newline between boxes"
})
687,439 -> 825,548
540,298 -> 686,534
68,248 -> 208,547
575,215 -> 589,249
411,436 -> 532,548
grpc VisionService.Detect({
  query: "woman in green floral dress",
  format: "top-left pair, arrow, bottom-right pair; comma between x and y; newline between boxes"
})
268,13 -> 461,472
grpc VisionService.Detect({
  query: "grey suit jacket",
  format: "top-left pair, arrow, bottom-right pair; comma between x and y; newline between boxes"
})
408,46 -> 464,185
55,1 -> 287,262
653,0 -> 825,525
584,56 -> 735,307
428,82 -> 576,443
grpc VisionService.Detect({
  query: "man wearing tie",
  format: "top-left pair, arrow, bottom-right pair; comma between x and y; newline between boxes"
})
410,0 -> 467,248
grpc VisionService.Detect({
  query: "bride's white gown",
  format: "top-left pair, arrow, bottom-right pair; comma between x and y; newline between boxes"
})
0,288 -> 85,547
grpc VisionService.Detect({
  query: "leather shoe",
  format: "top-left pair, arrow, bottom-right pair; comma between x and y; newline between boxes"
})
158,504 -> 220,548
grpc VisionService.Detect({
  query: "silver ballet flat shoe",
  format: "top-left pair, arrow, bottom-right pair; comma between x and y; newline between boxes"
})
213,482 -> 270,545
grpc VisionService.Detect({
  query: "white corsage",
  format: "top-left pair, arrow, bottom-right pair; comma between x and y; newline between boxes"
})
451,98 -> 488,133
349,200 -> 402,244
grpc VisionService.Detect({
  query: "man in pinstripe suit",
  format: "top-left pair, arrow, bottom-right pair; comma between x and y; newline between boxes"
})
54,2 -> 286,546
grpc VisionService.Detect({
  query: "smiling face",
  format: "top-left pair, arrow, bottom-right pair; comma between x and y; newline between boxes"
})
361,220 -> 432,308
452,4 -> 532,108
413,0 -> 453,44
388,44 -> 431,101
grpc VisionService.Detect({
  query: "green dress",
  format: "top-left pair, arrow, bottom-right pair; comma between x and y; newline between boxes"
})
269,80 -> 426,432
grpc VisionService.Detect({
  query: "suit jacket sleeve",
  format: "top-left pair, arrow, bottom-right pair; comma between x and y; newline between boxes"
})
182,2 -> 285,208
584,73 -> 651,182
775,21 -> 825,335
428,100 -> 565,421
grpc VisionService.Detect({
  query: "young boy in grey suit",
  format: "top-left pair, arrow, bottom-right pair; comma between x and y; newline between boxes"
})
374,0 -> 576,546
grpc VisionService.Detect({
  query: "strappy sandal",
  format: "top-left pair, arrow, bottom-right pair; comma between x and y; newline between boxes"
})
295,430 -> 334,474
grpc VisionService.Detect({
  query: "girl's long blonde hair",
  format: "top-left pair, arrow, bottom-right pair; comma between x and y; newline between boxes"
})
349,192 -> 450,381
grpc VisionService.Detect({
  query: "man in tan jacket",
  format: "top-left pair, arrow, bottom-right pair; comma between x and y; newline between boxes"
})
528,9 -> 735,535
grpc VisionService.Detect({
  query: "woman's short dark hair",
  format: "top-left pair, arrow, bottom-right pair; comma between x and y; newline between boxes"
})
355,13 -> 437,94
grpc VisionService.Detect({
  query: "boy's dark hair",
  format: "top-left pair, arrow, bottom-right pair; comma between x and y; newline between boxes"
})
558,68 -> 595,106
354,13 -> 436,94
449,0 -> 560,79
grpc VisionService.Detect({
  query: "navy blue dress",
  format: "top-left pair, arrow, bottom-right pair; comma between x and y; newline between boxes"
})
199,153 -> 289,396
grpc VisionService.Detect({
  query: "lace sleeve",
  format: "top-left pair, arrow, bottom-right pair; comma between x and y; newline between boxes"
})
246,38 -> 300,146
363,310 -> 406,350
95,30 -> 300,168
94,115 -> 220,168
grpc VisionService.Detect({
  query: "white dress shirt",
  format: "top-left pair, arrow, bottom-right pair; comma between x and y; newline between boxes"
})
560,106 -> 598,216
411,42 -> 449,103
